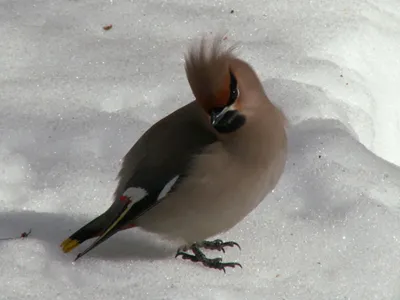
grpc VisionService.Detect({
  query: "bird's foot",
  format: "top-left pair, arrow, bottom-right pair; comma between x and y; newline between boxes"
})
198,239 -> 241,253
175,243 -> 242,272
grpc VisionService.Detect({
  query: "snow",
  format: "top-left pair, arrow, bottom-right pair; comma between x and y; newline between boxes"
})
1,0 -> 400,299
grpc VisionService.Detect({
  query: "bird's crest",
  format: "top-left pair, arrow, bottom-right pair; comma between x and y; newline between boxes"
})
184,34 -> 239,111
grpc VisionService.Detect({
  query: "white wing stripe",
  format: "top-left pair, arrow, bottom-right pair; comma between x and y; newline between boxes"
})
157,175 -> 180,201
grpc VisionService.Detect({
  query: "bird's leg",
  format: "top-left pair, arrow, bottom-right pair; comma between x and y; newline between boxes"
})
197,239 -> 241,253
175,243 -> 242,272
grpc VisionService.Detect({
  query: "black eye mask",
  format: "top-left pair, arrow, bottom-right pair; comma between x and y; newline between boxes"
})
210,70 -> 245,133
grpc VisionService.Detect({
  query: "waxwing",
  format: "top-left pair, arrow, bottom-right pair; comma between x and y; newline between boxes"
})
61,34 -> 288,271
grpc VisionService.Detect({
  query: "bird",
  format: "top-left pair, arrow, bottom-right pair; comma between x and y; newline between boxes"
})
60,34 -> 288,271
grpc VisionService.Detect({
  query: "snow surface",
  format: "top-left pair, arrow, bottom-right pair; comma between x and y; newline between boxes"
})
1,0 -> 400,299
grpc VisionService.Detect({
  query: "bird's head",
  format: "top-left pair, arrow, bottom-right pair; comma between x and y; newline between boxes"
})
185,35 -> 265,134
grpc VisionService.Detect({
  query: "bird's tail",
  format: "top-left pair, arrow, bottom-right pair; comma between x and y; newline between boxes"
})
60,214 -> 109,253
60,197 -> 137,258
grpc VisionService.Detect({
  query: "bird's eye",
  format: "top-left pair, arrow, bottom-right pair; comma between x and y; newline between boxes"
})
228,70 -> 239,106
231,88 -> 239,100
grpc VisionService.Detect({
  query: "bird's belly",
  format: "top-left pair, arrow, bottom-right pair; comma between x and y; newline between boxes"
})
137,139 -> 286,243
137,167 -> 275,244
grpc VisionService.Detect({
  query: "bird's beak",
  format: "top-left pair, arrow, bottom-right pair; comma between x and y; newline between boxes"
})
210,104 -> 238,127
66,199 -> 135,262
210,105 -> 230,126
209,102 -> 245,133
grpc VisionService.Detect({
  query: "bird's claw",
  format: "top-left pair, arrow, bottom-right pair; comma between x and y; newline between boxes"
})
200,239 -> 241,253
204,259 -> 242,273
218,262 -> 243,273
175,251 -> 200,262
175,243 -> 242,272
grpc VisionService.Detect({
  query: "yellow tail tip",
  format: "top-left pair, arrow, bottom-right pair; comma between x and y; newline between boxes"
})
60,238 -> 80,253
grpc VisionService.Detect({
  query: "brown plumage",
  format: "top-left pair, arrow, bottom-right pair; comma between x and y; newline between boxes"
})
60,34 -> 287,271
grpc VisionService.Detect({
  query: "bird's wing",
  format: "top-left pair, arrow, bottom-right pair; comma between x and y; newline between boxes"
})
113,101 -> 217,224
